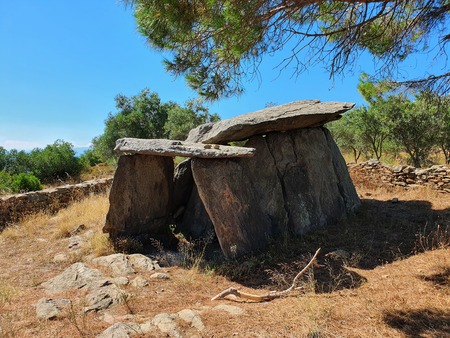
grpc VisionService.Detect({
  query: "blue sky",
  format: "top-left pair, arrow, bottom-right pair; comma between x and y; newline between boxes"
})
0,1 -> 444,150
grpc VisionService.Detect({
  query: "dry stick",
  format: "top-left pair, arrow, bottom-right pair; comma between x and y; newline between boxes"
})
211,248 -> 321,302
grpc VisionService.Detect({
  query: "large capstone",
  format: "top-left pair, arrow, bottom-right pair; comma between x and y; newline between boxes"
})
186,100 -> 354,144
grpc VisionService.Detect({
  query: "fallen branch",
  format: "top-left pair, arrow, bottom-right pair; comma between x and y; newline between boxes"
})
211,248 -> 321,302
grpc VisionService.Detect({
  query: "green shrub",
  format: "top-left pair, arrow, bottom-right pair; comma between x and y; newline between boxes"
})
12,173 -> 43,192
29,140 -> 82,182
0,170 -> 14,193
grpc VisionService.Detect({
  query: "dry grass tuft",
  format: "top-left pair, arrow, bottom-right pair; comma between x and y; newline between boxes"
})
0,212 -> 52,241
51,193 -> 109,239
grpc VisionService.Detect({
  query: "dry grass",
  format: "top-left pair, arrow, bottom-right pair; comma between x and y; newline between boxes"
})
0,174 -> 449,337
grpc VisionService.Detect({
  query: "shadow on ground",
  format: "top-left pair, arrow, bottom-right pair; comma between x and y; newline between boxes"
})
209,198 -> 450,293
384,309 -> 450,337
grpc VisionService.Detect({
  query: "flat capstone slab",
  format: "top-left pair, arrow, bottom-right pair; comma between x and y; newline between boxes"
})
186,100 -> 355,144
114,138 -> 255,158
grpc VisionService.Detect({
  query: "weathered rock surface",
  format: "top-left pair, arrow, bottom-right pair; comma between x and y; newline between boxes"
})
93,253 -> 135,276
130,276 -> 148,288
41,262 -> 130,313
97,322 -> 142,338
41,262 -> 104,294
92,253 -> 160,276
323,128 -> 361,212
192,158 -> 274,257
242,135 -> 289,237
177,309 -> 205,331
104,154 -> 174,238
266,128 -> 347,234
212,304 -> 247,316
191,127 -> 360,256
36,298 -> 71,320
172,159 -> 194,217
103,100 -> 360,258
127,254 -> 161,271
179,185 -> 214,240
98,305 -> 246,338
186,100 -> 354,144
151,313 -> 181,338
114,138 -> 255,158
84,279 -> 128,312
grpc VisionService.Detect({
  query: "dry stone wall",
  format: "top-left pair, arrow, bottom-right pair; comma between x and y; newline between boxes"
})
0,177 -> 113,229
349,160 -> 450,193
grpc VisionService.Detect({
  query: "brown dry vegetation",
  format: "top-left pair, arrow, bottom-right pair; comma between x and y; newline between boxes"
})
0,174 -> 449,338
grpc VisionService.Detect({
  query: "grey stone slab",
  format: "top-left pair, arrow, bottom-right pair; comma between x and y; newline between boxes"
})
186,100 -> 354,144
114,138 -> 255,158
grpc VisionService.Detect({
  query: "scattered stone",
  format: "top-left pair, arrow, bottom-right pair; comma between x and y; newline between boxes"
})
178,309 -> 205,331
36,298 -> 71,320
152,313 -> 182,338
41,262 -> 104,294
112,277 -> 129,286
127,254 -> 160,272
52,253 -> 68,263
92,254 -> 135,276
84,279 -> 128,312
68,235 -> 85,250
114,138 -> 256,158
186,100 -> 354,144
150,272 -> 170,280
69,224 -> 86,236
212,304 -> 246,316
130,276 -> 148,288
97,322 -> 142,338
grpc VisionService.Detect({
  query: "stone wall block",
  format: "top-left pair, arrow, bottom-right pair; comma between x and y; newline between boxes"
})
1,178 -> 113,229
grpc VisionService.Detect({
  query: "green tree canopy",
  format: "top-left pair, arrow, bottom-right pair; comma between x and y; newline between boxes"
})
124,0 -> 450,99
92,89 -> 219,161
29,140 -> 83,182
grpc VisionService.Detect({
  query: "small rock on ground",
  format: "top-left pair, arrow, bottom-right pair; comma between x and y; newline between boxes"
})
213,304 -> 246,316
36,298 -> 71,320
96,322 -> 142,338
150,272 -> 170,280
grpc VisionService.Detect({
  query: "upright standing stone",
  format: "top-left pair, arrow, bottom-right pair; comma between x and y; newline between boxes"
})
323,128 -> 361,212
191,158 -> 272,257
266,128 -> 346,234
104,154 -> 174,238
180,185 -> 215,239
241,135 -> 289,237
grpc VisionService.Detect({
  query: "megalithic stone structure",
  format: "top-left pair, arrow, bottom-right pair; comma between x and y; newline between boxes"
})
103,101 -> 361,258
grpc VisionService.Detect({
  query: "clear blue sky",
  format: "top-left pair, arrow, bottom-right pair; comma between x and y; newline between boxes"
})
0,1 -> 442,150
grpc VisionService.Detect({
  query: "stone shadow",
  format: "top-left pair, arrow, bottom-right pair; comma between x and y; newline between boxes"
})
210,197 -> 449,294
384,309 -> 450,337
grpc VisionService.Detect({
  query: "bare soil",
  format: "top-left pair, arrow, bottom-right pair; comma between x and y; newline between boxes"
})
0,172 -> 449,337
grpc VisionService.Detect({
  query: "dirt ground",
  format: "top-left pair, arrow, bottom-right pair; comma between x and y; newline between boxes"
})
0,171 -> 449,338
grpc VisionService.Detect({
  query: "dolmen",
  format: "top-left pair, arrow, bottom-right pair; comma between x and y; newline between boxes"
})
103,100 -> 361,258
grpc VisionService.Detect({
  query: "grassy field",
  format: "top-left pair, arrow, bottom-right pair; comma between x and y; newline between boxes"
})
0,173 -> 449,337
